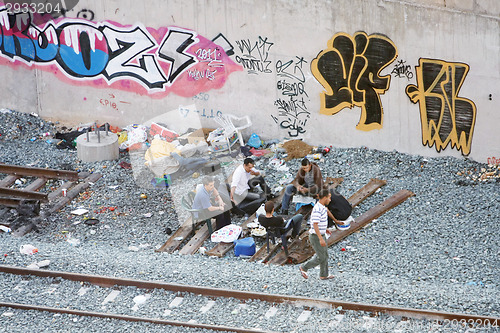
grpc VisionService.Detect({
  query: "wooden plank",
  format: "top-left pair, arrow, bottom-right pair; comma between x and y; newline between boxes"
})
46,173 -> 102,215
348,178 -> 387,208
205,188 -> 287,258
268,178 -> 386,265
155,218 -> 194,253
0,164 -> 79,181
205,215 -> 254,257
0,187 -> 48,202
288,189 -> 415,265
0,175 -> 18,187
24,178 -> 47,192
178,220 -> 216,255
0,198 -> 21,208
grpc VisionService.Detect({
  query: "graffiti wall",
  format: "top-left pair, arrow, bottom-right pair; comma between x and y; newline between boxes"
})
0,0 -> 497,163
0,6 -> 241,98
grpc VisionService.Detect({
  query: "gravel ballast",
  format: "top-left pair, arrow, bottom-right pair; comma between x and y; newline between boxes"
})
0,110 -> 499,332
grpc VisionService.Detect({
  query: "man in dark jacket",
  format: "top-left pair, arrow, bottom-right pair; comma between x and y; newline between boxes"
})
258,201 -> 303,238
279,158 -> 324,215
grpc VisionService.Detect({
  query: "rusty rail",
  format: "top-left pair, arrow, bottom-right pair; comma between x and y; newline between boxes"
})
1,265 -> 498,327
288,189 -> 415,265
0,163 -> 79,181
266,178 -> 386,265
0,302 -> 274,333
0,164 -> 102,236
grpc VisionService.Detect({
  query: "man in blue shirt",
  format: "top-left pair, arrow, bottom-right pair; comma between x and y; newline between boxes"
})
192,176 -> 231,231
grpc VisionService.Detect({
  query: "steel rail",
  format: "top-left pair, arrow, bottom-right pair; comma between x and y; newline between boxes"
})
1,265 -> 498,326
0,163 -> 79,181
0,302 -> 275,333
0,187 -> 48,201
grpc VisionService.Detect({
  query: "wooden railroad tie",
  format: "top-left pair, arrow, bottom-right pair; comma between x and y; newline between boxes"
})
0,163 -> 102,236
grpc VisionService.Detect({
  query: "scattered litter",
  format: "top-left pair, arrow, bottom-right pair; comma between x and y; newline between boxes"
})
251,226 -> 267,237
119,161 -> 132,169
67,236 -> 81,246
71,208 -> 89,216
128,246 -> 140,252
108,185 -> 119,189
84,218 -> 99,225
131,294 -> 151,311
102,290 -> 120,305
143,213 -> 153,218
0,225 -> 12,233
27,260 -> 51,269
19,244 -> 38,255
198,246 -> 207,255
1,312 -> 14,317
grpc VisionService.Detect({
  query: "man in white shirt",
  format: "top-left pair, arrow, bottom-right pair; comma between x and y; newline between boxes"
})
299,189 -> 335,280
230,157 -> 274,216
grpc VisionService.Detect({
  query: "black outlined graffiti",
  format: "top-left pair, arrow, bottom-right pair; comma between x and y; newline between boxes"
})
311,32 -> 398,131
392,59 -> 413,80
276,56 -> 307,83
212,33 -> 234,56
273,56 -> 311,137
77,9 -> 94,21
158,29 -> 198,83
272,96 -> 309,137
102,25 -> 168,87
0,8 -> 239,96
235,36 -> 273,74
406,58 -> 476,156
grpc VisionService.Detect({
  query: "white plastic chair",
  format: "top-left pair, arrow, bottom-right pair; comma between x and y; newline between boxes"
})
214,114 -> 252,148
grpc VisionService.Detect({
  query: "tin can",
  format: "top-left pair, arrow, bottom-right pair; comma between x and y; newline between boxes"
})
62,189 -> 67,197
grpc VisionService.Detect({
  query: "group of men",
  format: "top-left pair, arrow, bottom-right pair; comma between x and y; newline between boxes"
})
191,156 -> 353,280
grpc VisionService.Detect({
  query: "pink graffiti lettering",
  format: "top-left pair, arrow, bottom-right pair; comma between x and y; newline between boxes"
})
0,7 -> 242,97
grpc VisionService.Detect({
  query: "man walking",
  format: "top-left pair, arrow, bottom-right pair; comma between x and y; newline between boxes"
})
299,189 -> 334,280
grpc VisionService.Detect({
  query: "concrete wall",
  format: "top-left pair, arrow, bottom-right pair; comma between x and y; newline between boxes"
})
0,0 -> 498,164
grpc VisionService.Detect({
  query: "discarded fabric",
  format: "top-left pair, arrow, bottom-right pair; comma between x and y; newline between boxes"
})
211,224 -> 242,243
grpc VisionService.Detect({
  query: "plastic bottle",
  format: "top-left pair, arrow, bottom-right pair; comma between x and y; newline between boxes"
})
20,244 -> 38,255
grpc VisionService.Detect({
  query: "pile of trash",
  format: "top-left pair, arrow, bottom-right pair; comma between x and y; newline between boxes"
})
456,164 -> 500,183
0,109 -> 57,142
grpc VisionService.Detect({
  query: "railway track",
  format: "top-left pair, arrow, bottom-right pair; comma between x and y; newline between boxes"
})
157,176 -> 413,268
1,265 -> 498,332
0,163 -> 102,236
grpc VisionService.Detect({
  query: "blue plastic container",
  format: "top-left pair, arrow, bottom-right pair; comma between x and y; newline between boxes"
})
234,237 -> 256,257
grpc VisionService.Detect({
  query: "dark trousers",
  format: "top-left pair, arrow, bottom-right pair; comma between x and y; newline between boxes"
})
214,210 -> 231,231
234,191 -> 265,215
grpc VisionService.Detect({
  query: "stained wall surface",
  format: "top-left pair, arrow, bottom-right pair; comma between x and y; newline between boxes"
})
0,0 -> 498,163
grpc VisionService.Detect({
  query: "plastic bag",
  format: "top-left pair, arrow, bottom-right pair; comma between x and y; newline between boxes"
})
20,244 -> 38,255
247,133 -> 262,148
